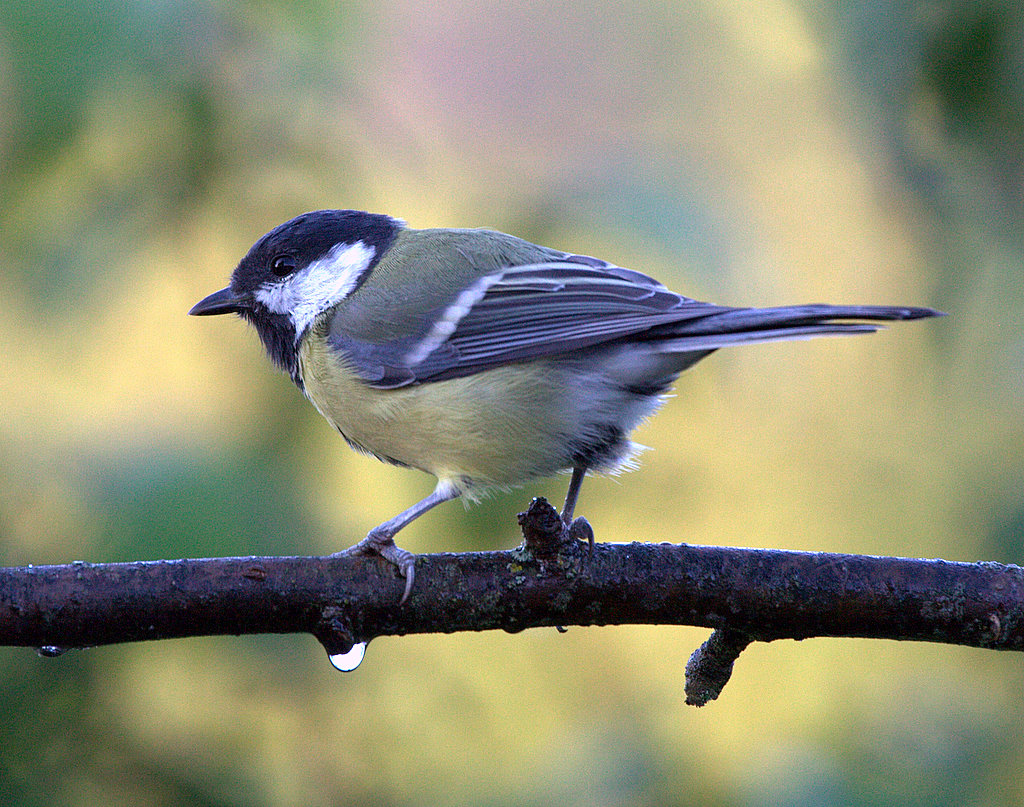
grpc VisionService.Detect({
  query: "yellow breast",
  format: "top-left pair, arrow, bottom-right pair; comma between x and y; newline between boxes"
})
298,334 -> 574,486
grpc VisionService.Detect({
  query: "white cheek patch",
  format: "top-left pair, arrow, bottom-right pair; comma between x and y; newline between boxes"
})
255,241 -> 376,338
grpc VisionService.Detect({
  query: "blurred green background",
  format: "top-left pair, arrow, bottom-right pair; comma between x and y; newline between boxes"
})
1,1 -> 1022,804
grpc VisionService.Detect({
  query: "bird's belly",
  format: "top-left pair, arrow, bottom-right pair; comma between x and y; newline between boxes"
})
299,342 -> 581,485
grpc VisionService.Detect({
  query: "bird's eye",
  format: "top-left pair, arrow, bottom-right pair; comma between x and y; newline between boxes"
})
270,254 -> 297,277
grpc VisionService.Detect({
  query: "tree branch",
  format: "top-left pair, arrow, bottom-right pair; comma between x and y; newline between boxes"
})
3,498 -> 1022,703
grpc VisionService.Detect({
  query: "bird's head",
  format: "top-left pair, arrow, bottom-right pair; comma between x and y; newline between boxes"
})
189,210 -> 401,384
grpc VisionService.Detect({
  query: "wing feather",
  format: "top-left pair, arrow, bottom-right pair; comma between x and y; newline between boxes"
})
325,250 -> 936,389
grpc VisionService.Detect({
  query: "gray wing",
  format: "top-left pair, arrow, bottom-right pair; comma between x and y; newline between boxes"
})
403,263 -> 732,376
328,255 -> 730,388
328,254 -> 939,389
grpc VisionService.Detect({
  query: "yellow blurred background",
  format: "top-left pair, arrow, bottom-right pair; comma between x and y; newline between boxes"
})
2,1 -> 1023,804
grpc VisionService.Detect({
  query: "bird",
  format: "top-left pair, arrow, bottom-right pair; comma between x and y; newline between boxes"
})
190,209 -> 941,601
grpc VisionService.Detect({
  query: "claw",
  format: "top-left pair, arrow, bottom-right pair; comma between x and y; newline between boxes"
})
336,532 -> 417,604
567,516 -> 595,555
376,540 -> 416,604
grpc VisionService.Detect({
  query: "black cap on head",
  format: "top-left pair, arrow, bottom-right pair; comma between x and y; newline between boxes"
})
229,210 -> 400,298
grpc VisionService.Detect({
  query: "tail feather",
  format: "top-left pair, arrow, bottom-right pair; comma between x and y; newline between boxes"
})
674,304 -> 938,334
646,304 -> 943,354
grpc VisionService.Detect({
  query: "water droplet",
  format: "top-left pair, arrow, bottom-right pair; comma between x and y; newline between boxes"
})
37,646 -> 67,658
329,641 -> 366,672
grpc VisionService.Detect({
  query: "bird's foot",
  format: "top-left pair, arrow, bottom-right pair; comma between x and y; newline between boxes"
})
565,516 -> 595,555
335,530 -> 416,604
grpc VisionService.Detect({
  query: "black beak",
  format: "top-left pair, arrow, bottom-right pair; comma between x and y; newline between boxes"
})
189,287 -> 246,316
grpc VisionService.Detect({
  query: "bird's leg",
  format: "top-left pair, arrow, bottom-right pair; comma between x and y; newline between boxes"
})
338,479 -> 461,603
561,466 -> 586,524
561,466 -> 594,551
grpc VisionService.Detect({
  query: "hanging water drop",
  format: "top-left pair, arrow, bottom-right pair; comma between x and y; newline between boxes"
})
37,646 -> 67,658
329,641 -> 366,672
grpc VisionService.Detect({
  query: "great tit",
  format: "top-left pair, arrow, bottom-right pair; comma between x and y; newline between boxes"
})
190,209 -> 941,601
